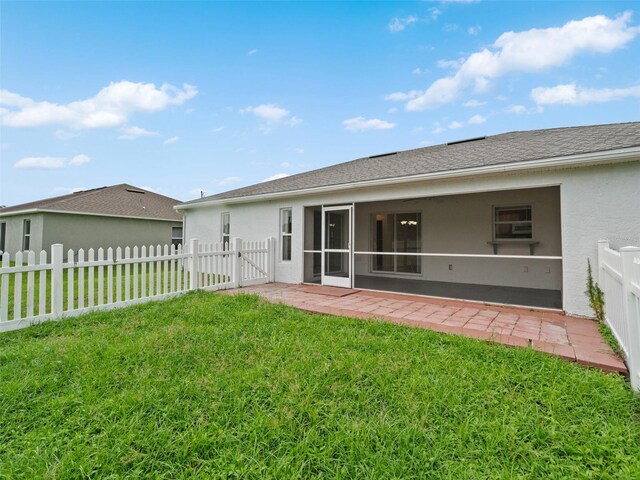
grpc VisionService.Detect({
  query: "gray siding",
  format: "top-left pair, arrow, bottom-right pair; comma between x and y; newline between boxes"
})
0,214 -> 44,254
41,213 -> 182,257
0,212 -> 182,259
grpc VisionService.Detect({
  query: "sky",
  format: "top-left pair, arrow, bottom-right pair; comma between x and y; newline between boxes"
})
1,1 -> 639,206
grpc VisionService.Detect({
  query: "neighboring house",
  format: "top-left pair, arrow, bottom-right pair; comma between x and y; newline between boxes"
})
177,122 -> 640,317
0,184 -> 184,258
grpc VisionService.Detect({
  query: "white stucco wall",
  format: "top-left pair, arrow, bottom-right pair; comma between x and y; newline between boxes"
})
182,159 -> 640,316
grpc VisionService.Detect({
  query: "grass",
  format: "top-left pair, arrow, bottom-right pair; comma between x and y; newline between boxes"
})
2,262 -> 222,321
1,292 -> 639,479
599,321 -> 624,357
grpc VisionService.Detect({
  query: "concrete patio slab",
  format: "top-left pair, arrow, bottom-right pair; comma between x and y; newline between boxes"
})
220,283 -> 627,375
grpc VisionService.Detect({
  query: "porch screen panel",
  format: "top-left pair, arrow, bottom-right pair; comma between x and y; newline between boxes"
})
373,214 -> 394,272
396,213 -> 421,273
371,212 -> 421,274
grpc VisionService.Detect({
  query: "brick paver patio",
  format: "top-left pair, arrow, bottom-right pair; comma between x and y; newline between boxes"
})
222,283 -> 627,374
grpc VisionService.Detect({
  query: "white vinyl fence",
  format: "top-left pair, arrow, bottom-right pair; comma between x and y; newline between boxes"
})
598,240 -> 640,392
0,237 -> 275,333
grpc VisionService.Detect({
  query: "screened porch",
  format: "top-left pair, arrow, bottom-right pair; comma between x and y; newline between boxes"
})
302,186 -> 563,309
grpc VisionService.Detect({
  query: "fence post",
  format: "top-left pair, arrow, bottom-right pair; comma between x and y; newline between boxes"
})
189,238 -> 199,291
621,247 -> 640,392
597,239 -> 609,286
232,237 -> 242,288
51,244 -> 63,318
267,236 -> 276,283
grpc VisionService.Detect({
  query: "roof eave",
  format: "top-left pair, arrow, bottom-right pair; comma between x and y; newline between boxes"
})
0,208 -> 183,222
175,146 -> 640,210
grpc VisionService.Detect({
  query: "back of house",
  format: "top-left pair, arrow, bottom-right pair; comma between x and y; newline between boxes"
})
177,121 -> 640,317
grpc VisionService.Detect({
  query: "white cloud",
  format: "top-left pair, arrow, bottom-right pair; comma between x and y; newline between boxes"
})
463,99 -> 487,107
531,83 -> 640,105
437,58 -> 464,70
385,90 -> 422,101
54,129 -> 79,140
443,23 -> 460,32
281,162 -> 291,168
212,126 -> 225,133
0,81 -> 197,129
68,154 -> 90,166
398,12 -> 639,111
294,148 -> 304,154
14,153 -> 90,169
218,176 -> 241,187
185,108 -> 195,114
448,121 -> 463,129
118,125 -> 159,140
468,25 -> 482,36
388,107 -> 398,114
189,188 -> 205,198
343,117 -> 396,132
0,143 -> 8,150
247,49 -> 258,56
441,0 -> 480,3
241,104 -> 301,133
468,114 -> 486,124
388,16 -> 418,33
412,68 -> 425,75
432,123 -> 446,134
54,187 -> 87,194
263,173 -> 290,182
15,156 -> 66,169
429,8 -> 442,20
505,104 -> 527,114
164,136 -> 179,144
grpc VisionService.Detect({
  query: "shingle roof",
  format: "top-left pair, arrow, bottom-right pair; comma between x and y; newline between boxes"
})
181,121 -> 640,206
0,184 -> 183,221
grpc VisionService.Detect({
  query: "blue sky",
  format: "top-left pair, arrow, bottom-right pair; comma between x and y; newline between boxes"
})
1,1 -> 639,206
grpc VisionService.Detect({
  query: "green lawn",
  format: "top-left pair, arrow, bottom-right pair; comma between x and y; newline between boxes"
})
3,263 -> 223,321
1,292 -> 639,479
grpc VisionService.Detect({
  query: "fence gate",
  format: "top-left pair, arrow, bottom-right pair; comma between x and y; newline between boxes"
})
0,236 -> 276,333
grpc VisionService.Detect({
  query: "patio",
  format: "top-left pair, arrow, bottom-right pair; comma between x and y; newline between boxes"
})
222,282 -> 627,374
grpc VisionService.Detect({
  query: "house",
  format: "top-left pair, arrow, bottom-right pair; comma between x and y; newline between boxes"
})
176,122 -> 640,317
0,184 -> 184,257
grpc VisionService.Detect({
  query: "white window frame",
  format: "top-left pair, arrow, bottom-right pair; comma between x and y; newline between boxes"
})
22,219 -> 31,251
280,208 -> 293,262
221,212 -> 230,249
493,204 -> 534,241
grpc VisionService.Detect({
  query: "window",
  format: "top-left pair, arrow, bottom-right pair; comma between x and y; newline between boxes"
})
0,222 -> 5,252
221,212 -> 230,249
22,219 -> 31,251
280,208 -> 292,261
171,226 -> 183,249
494,205 -> 533,240
371,212 -> 421,274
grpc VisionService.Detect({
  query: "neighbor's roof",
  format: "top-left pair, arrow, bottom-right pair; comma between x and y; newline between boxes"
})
181,121 -> 640,206
0,184 -> 183,221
